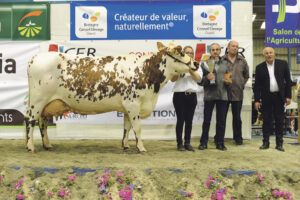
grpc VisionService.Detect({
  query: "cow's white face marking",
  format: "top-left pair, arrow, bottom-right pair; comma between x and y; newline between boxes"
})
159,42 -> 197,75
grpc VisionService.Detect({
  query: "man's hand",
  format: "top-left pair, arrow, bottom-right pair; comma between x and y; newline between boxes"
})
207,73 -> 215,80
224,72 -> 232,85
254,102 -> 261,111
224,78 -> 232,85
286,98 -> 291,106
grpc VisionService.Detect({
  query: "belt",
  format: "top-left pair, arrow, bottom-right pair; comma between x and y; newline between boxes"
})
269,92 -> 280,95
175,92 -> 196,95
184,91 -> 195,95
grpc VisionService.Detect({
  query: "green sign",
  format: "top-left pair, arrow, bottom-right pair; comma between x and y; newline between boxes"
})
0,6 -> 12,40
0,3 -> 50,41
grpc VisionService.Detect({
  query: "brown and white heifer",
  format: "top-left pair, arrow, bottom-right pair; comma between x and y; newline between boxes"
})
24,42 -> 198,152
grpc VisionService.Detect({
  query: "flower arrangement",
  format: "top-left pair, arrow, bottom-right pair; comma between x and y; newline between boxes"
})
254,173 -> 265,184
0,170 -> 296,199
205,174 -> 223,190
178,187 -> 194,199
272,189 -> 293,199
256,189 -> 294,200
210,188 -> 227,200
95,171 -> 113,199
173,180 -> 194,200
48,174 -> 76,199
14,177 -> 25,200
116,170 -> 135,185
205,174 -> 233,200
119,185 -> 133,200
117,171 -> 140,200
67,174 -> 76,186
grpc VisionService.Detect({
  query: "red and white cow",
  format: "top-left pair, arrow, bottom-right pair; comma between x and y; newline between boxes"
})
24,42 -> 198,152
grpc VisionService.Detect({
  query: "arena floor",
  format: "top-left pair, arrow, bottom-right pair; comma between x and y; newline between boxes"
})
0,136 -> 299,199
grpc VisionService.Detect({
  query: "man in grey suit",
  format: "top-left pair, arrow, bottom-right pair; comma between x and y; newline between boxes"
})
254,47 -> 291,152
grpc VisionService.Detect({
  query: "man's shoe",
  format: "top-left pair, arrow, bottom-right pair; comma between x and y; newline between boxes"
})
184,144 -> 195,152
235,141 -> 243,145
216,144 -> 227,151
177,144 -> 185,151
275,145 -> 285,152
198,144 -> 207,150
259,143 -> 269,150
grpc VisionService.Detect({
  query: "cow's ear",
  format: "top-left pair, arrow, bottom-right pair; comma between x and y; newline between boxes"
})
174,45 -> 182,54
157,42 -> 167,51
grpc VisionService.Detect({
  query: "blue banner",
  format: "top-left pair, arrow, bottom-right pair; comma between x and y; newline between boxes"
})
265,0 -> 300,47
70,1 -> 231,40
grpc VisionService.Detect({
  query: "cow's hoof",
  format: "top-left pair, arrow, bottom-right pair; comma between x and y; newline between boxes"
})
43,145 -> 54,151
137,149 -> 147,153
27,148 -> 35,153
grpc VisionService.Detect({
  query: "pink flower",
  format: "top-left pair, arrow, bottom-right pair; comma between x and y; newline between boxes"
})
273,189 -> 279,196
208,174 -> 214,180
59,189 -> 65,197
16,195 -> 24,200
104,175 -> 109,183
119,189 -> 132,200
216,194 -> 223,200
14,182 -> 22,190
105,171 -> 110,176
66,189 -> 70,196
0,175 -> 2,181
99,177 -> 104,183
187,193 -> 194,197
48,191 -> 53,197
206,180 -> 211,187
211,194 -> 215,199
69,174 -> 76,181
119,178 -> 123,183
286,191 -> 292,197
257,173 -> 263,181
117,171 -> 123,177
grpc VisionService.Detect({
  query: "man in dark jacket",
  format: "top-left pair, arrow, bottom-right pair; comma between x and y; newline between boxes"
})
254,47 -> 291,152
223,41 -> 249,145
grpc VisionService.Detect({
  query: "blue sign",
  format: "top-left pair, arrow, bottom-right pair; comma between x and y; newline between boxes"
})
297,47 -> 300,64
265,0 -> 300,47
70,1 -> 231,40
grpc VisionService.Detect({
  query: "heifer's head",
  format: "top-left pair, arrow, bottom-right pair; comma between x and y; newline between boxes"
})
157,42 -> 199,76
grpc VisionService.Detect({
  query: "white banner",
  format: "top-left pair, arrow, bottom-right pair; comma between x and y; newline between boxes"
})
0,40 -> 251,126
0,42 -> 40,125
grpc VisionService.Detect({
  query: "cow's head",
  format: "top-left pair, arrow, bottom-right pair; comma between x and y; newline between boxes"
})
157,42 -> 199,75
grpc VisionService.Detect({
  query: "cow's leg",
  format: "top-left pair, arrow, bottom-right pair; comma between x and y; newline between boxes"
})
24,115 -> 30,148
122,114 -> 132,150
26,119 -> 36,152
130,117 -> 146,152
24,108 -> 36,152
26,102 -> 45,152
39,116 -> 53,150
123,103 -> 146,152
